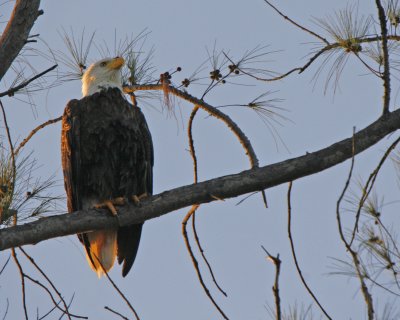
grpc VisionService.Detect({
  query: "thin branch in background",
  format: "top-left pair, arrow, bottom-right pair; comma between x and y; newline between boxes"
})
23,274 -> 72,320
336,130 -> 375,320
104,306 -> 129,320
0,255 -> 10,275
182,205 -> 229,320
263,0 -> 329,45
375,0 -> 391,114
287,182 -> 332,320
261,246 -> 282,320
1,299 -> 8,320
37,302 -> 60,320
192,211 -> 227,297
94,255 -> 140,320
11,248 -> 28,320
350,136 -> 400,246
19,247 -> 86,320
14,116 -> 62,156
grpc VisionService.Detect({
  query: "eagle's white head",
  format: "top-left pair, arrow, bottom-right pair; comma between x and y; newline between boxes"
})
82,57 -> 125,97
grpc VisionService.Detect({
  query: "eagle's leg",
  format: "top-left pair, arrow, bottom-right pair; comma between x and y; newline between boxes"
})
95,197 -> 125,216
131,193 -> 149,205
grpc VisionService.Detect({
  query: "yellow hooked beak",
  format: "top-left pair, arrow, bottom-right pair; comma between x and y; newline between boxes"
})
107,57 -> 125,70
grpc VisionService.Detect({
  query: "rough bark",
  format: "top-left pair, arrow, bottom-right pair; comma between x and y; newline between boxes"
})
1,108 -> 399,251
0,0 -> 42,81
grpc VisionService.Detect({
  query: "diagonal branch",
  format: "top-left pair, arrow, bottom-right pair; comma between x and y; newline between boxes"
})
1,108 -> 400,250
0,0 -> 42,81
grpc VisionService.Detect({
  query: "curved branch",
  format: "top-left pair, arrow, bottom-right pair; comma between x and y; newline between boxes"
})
1,108 -> 400,250
0,0 -> 42,81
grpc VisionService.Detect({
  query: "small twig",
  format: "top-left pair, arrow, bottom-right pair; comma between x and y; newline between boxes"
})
15,116 -> 62,156
0,65 -> 58,98
192,211 -> 227,297
287,182 -> 332,319
2,299 -> 9,320
261,246 -> 281,320
263,0 -> 329,45
23,274 -> 72,319
37,302 -> 60,320
95,256 -> 140,320
182,205 -> 229,320
104,306 -> 129,320
0,255 -> 10,275
375,0 -> 391,114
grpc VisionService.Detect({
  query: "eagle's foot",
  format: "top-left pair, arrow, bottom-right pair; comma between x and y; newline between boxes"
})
131,193 -> 148,206
95,197 -> 125,216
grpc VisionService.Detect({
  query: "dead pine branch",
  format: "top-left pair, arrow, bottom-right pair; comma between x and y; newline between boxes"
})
261,246 -> 282,320
104,306 -> 129,320
287,182 -> 332,320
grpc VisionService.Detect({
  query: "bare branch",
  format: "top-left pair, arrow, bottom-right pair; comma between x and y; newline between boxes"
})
104,306 -> 129,320
261,246 -> 282,320
14,116 -> 62,156
192,212 -> 227,297
182,205 -> 229,320
0,0 -> 42,81
287,182 -> 332,319
263,0 -> 329,45
1,107 -> 400,249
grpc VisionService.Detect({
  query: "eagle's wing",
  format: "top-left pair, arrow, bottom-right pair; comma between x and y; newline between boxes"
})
61,100 -> 94,255
117,107 -> 154,277
61,99 -> 82,213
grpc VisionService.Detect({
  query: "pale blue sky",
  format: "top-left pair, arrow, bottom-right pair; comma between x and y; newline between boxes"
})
1,0 -> 399,319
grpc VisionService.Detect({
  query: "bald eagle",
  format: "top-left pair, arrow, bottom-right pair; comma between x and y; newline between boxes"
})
61,57 -> 153,277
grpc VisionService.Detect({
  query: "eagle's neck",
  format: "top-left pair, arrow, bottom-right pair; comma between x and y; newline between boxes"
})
82,74 -> 123,97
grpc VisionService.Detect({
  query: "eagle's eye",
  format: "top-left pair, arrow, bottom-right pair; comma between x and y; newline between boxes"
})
100,61 -> 107,67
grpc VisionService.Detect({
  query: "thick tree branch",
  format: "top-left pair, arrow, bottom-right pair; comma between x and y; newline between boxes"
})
0,0 -> 42,81
1,109 -> 400,250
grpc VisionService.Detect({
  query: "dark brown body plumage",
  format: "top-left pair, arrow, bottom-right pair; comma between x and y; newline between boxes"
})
61,88 -> 153,277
